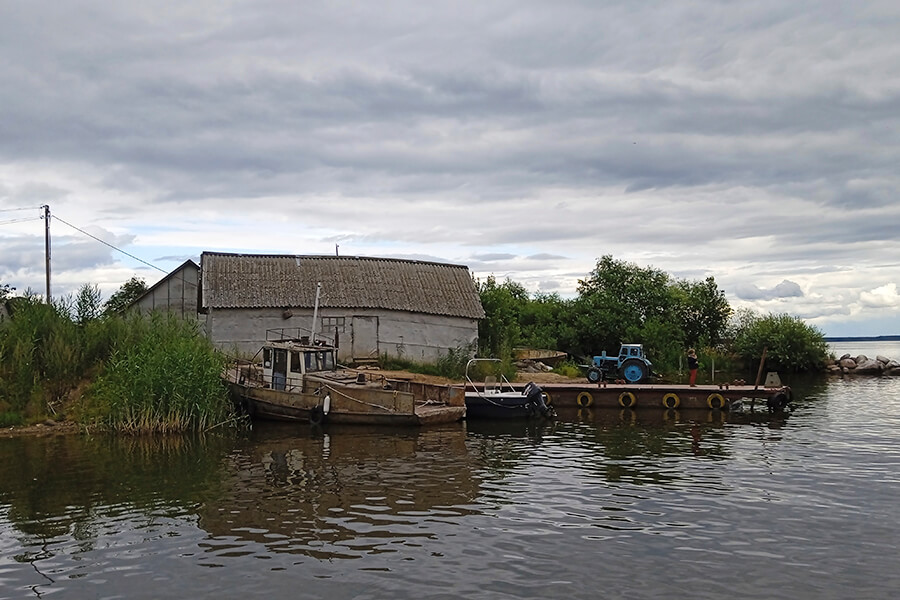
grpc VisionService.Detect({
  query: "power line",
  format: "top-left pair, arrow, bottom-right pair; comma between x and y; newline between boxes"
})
0,216 -> 42,226
53,214 -> 169,275
0,206 -> 42,213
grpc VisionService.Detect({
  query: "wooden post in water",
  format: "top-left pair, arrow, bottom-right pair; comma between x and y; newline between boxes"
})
754,347 -> 768,390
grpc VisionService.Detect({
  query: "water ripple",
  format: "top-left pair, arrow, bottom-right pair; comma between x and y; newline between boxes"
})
3,376 -> 900,598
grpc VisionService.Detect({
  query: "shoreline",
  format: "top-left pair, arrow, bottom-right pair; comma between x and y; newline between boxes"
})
1,420 -> 82,439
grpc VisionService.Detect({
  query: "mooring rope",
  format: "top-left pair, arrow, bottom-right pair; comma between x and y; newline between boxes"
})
323,383 -> 399,413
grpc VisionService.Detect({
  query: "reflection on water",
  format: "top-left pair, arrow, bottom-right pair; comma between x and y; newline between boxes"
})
2,368 -> 899,599
199,423 -> 479,561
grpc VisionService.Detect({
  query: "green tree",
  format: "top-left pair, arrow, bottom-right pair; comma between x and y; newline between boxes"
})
476,275 -> 529,357
518,292 -> 574,351
672,276 -> 732,349
572,255 -> 680,358
103,276 -> 148,316
72,283 -> 103,325
1,282 -> 14,301
732,311 -> 828,372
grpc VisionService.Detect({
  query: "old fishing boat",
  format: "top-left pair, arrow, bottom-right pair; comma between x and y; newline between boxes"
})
464,358 -> 556,420
224,329 -> 466,426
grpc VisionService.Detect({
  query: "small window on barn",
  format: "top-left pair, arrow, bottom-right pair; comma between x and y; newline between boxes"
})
321,316 -> 345,333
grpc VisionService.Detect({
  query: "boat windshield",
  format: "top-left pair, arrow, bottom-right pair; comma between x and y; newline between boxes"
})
304,349 -> 336,373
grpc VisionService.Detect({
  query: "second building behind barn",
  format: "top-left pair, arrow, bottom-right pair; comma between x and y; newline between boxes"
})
199,251 -> 485,363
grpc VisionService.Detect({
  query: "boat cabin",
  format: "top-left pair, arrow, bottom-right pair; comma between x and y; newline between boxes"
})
251,329 -> 340,391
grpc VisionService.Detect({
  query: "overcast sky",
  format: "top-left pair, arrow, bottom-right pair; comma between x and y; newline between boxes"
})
2,1 -> 899,337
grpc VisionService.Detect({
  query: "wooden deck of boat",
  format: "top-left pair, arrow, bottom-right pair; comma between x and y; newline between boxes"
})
493,381 -> 790,411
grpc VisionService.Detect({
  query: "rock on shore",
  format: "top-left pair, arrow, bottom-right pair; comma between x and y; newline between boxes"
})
826,354 -> 900,375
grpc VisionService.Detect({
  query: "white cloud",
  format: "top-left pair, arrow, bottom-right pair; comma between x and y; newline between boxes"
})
860,283 -> 900,308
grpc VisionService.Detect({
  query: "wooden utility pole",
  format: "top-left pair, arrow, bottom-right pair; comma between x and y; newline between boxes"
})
753,347 -> 768,390
43,204 -> 51,303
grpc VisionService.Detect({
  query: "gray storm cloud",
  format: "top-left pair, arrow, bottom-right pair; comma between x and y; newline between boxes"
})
2,1 -> 899,336
734,280 -> 805,301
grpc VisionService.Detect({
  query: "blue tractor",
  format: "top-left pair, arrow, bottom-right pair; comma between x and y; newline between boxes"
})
584,343 -> 654,384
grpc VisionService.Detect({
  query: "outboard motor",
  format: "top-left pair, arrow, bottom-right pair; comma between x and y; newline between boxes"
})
767,386 -> 793,412
523,382 -> 556,418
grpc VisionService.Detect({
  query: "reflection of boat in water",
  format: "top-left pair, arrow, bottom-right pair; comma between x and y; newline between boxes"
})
197,422 -> 479,557
224,329 -> 466,426
464,417 -> 558,439
463,359 -> 556,420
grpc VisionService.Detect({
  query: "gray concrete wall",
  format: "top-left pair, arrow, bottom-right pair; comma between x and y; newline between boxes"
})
135,266 -> 199,319
207,306 -> 478,363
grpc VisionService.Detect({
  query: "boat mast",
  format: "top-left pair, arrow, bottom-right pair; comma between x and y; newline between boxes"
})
310,282 -> 321,341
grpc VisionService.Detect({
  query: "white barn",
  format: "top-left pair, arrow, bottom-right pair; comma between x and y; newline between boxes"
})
198,252 -> 485,363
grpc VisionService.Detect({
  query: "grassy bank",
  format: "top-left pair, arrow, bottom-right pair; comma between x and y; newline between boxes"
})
0,293 -> 239,433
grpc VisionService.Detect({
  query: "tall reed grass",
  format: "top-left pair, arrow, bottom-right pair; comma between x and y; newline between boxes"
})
83,312 -> 234,433
1,291 -> 238,432
0,294 -> 87,424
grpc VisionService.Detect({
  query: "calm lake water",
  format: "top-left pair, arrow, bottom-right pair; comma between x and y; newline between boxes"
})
2,341 -> 899,599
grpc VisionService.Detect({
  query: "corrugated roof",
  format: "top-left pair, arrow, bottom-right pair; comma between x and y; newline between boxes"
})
200,252 -> 485,319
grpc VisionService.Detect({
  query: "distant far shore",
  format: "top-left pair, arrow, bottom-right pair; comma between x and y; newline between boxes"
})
825,335 -> 900,342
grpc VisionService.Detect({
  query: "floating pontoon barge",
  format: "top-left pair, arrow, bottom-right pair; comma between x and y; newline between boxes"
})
478,381 -> 792,411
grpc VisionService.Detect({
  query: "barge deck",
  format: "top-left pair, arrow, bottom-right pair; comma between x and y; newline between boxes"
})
490,381 -> 792,411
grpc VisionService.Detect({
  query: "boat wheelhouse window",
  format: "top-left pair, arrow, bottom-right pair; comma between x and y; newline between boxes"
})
290,351 -> 302,373
304,351 -> 333,373
318,351 -> 335,371
263,348 -> 272,368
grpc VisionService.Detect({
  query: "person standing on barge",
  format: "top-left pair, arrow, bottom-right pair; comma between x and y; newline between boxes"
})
687,349 -> 699,387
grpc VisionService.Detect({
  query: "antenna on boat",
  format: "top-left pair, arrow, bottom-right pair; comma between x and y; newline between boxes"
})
311,282 -> 321,341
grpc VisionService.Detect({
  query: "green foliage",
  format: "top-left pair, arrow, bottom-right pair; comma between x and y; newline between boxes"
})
0,288 -> 235,431
379,344 -> 476,380
476,277 -> 578,360
103,276 -> 148,316
0,411 -> 25,427
571,256 -> 680,365
465,357 -> 517,383
84,313 -> 231,433
0,282 -> 14,301
521,292 -> 578,351
628,317 -> 685,375
71,284 -> 103,325
551,360 -> 582,378
0,294 -> 84,418
476,276 -> 528,358
476,255 -> 818,375
731,311 -> 829,372
671,277 -> 732,348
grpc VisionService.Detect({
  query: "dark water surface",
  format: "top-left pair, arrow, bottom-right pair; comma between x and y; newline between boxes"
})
3,347 -> 900,599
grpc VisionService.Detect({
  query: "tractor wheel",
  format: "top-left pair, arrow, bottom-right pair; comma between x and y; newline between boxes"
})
620,358 -> 648,383
587,368 -> 602,383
